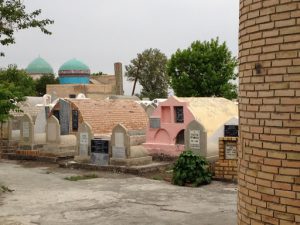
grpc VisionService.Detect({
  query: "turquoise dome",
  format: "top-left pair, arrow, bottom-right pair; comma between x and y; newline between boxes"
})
59,58 -> 90,71
26,57 -> 53,74
58,58 -> 90,84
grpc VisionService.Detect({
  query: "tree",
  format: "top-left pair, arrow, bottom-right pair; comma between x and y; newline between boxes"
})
0,0 -> 53,126
0,0 -> 53,56
91,71 -> 104,76
168,38 -> 238,99
0,66 -> 33,138
125,48 -> 169,100
0,65 -> 36,123
35,74 -> 59,96
0,65 -> 36,96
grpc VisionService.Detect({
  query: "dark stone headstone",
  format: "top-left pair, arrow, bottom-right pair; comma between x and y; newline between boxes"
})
59,99 -> 70,135
72,110 -> 79,131
224,125 -> 239,137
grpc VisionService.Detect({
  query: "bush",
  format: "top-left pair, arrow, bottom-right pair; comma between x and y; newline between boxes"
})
172,150 -> 212,187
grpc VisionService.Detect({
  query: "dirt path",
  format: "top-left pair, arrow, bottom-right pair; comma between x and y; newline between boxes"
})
0,160 -> 237,225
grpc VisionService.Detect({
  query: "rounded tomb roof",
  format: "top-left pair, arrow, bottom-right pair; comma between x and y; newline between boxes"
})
176,97 -> 238,136
65,98 -> 148,136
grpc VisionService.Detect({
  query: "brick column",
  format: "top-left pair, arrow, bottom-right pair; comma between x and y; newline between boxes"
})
114,62 -> 124,95
238,1 -> 300,225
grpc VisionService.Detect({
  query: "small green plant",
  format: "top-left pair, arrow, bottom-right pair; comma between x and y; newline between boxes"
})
152,175 -> 163,180
172,150 -> 212,187
64,174 -> 98,181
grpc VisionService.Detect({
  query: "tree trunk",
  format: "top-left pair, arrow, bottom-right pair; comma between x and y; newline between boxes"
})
131,77 -> 138,96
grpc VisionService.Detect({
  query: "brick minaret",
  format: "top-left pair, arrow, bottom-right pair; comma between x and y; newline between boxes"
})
238,1 -> 300,224
114,62 -> 124,95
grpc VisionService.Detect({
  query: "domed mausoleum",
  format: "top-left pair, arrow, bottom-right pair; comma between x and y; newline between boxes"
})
58,58 -> 90,84
26,57 -> 54,80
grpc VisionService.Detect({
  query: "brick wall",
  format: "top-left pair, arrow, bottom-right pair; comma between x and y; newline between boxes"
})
47,83 -> 116,100
214,137 -> 238,181
0,140 -> 18,158
238,0 -> 300,224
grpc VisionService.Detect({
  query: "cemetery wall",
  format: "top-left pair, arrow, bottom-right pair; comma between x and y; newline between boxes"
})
47,84 -> 115,100
238,1 -> 300,224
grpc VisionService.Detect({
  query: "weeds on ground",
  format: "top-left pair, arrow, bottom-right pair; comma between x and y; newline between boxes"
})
152,175 -> 163,180
64,174 -> 98,181
0,185 -> 14,193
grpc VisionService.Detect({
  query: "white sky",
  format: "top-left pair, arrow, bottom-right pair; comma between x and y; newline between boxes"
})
1,0 -> 239,95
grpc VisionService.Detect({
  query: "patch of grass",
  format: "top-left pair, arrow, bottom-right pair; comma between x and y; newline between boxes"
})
64,174 -> 98,181
152,175 -> 163,180
1,185 -> 14,193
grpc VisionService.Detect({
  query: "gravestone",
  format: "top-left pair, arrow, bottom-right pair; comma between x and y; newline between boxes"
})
0,121 -> 9,140
72,110 -> 79,131
76,121 -> 93,157
42,94 -> 52,105
59,99 -> 70,135
8,118 -> 21,141
110,124 -> 152,166
46,115 -> 60,144
146,105 -> 156,117
184,120 -> 207,157
110,124 -> 129,159
139,103 -> 147,110
34,108 -> 47,134
20,113 -> 34,146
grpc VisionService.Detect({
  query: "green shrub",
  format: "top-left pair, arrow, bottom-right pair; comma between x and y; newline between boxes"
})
172,150 -> 212,187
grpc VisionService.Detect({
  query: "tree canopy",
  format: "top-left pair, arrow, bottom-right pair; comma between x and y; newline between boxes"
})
0,0 -> 53,56
125,48 -> 169,100
35,74 -> 59,96
0,65 -> 36,122
167,38 -> 238,99
0,1 -> 53,123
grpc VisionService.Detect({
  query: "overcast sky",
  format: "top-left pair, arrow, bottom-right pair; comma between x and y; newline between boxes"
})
1,0 -> 239,95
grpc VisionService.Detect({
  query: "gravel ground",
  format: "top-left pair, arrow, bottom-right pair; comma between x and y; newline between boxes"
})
0,160 -> 237,225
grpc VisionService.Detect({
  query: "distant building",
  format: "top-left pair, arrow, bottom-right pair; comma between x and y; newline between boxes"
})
51,61 -> 123,100
25,55 -> 125,100
25,56 -> 54,80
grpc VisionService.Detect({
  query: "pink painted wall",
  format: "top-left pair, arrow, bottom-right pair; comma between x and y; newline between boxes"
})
143,96 -> 196,156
